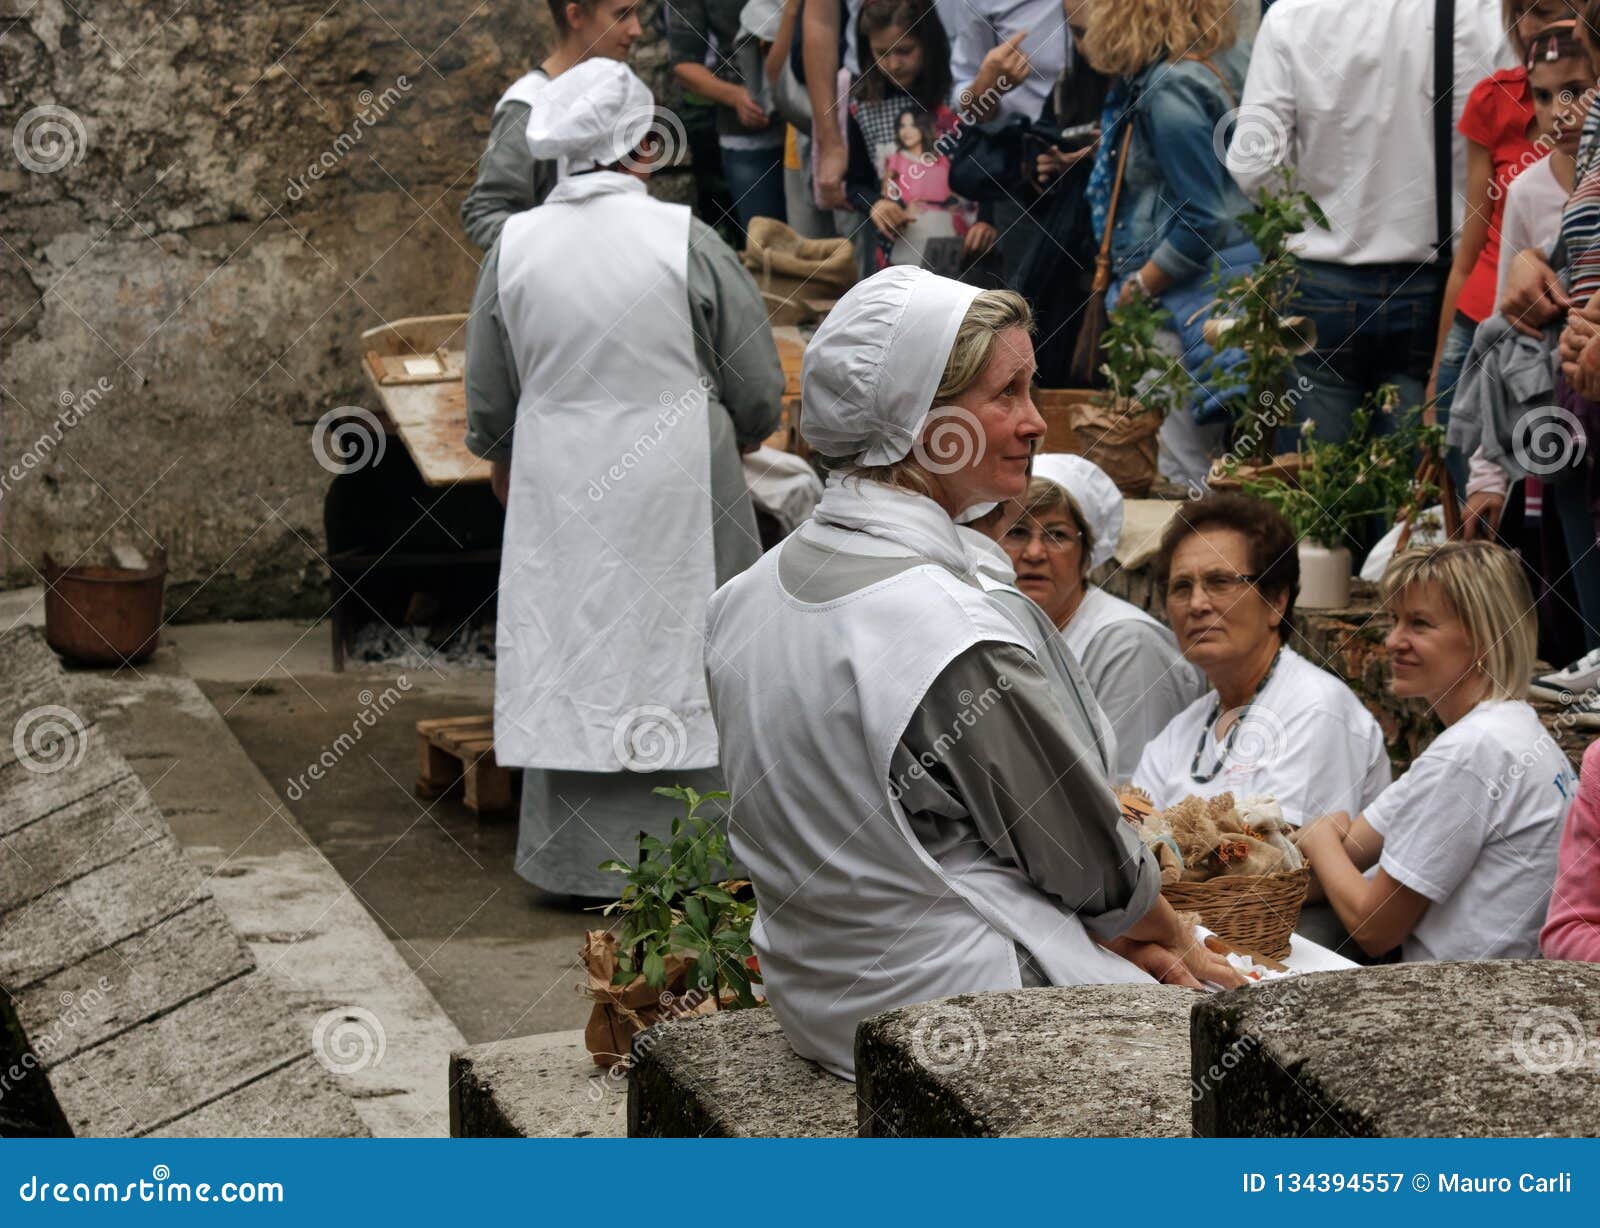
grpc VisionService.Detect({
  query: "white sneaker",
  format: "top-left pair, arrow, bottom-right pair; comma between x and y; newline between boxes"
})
1530,647 -> 1600,702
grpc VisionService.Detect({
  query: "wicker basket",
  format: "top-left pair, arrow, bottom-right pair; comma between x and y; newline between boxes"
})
1163,867 -> 1310,961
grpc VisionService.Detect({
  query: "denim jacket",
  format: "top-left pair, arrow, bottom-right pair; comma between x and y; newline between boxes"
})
1110,41 -> 1254,283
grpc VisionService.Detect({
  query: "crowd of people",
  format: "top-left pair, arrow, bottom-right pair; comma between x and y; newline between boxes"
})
457,0 -> 1600,1080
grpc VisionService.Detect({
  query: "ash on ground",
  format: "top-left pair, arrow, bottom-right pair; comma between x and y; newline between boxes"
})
347,622 -> 496,671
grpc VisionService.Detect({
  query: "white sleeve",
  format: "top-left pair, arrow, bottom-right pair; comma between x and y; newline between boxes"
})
1226,4 -> 1296,197
945,0 -> 993,105
1366,752 -> 1493,903
1466,446 -> 1511,497
1496,180 -> 1534,307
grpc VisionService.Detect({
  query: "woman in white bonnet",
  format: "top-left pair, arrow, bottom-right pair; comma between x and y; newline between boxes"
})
704,267 -> 1241,1079
1001,454 -> 1205,782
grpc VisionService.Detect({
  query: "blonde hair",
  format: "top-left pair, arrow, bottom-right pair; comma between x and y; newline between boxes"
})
1076,0 -> 1238,77
1018,475 -> 1096,578
845,289 -> 1033,493
1380,541 -> 1537,702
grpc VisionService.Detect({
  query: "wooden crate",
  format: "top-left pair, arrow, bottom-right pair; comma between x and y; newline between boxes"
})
415,715 -> 515,816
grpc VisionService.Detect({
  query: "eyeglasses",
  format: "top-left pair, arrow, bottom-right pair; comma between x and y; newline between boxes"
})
1005,525 -> 1083,553
1164,571 -> 1260,604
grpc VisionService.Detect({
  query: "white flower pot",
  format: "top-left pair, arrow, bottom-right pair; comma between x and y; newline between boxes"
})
1298,541 -> 1352,610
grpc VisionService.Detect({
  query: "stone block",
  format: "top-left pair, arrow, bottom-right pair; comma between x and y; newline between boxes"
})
146,1056 -> 366,1139
1192,961 -> 1600,1137
451,1029 -> 624,1138
9,901 -> 253,1067
628,1009 -> 855,1138
856,985 -> 1195,1137
0,839 -> 207,988
44,972 -> 313,1137
0,774 -> 164,910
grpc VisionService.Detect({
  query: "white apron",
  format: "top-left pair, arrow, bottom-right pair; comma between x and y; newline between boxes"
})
494,173 -> 718,772
1060,584 -> 1163,663
704,485 -> 1149,1078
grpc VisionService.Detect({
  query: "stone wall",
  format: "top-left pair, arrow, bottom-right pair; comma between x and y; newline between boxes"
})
0,2 -> 672,619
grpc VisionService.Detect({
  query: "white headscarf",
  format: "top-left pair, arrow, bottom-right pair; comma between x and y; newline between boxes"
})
1032,453 -> 1122,569
525,59 -> 655,172
800,267 -> 981,466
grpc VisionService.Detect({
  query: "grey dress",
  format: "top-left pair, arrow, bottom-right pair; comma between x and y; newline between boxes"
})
465,213 -> 784,897
774,533 -> 1161,977
460,81 -> 559,253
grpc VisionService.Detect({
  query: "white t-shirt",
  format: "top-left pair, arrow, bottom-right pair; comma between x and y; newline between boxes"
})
1365,700 -> 1575,962
1495,155 -> 1568,304
1132,646 -> 1392,825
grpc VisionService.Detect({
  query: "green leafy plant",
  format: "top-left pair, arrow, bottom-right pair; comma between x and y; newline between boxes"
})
1095,291 -> 1193,418
597,785 -> 760,1009
1197,170 -> 1331,462
1239,386 -> 1443,550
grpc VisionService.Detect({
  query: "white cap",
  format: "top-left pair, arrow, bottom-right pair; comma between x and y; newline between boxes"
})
800,267 -> 981,466
525,59 -> 655,171
1031,453 -> 1122,569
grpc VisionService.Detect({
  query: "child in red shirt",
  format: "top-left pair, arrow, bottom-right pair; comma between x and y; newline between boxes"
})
1428,1 -> 1582,414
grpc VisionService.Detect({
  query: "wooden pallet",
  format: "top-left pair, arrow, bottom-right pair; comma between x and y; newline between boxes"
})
415,715 -> 515,816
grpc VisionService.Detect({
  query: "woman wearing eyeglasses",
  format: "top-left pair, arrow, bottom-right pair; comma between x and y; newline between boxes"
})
1130,493 -> 1391,833
998,454 -> 1204,782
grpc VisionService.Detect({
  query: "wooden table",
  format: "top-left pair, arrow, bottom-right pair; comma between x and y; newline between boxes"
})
360,314 -> 489,487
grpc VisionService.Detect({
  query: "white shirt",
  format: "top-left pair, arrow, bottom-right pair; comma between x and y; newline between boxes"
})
1495,155 -> 1568,303
940,0 -> 1070,120
1228,0 -> 1514,264
1366,700 -> 1575,962
1132,646 -> 1392,825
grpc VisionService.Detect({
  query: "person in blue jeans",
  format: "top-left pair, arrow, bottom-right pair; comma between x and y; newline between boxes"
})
669,0 -> 788,236
1077,0 -> 1258,489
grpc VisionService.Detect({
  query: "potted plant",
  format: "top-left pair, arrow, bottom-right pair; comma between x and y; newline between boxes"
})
1061,292 -> 1193,496
1239,387 -> 1437,609
1196,171 -> 1330,471
581,785 -> 760,1067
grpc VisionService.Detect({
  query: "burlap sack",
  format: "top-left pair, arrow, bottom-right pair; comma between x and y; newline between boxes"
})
1065,394 -> 1161,497
741,218 -> 856,326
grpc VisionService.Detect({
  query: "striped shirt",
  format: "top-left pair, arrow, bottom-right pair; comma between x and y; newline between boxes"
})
1558,105 -> 1600,302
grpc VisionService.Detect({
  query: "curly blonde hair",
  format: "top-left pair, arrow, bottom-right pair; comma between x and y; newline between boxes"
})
1076,0 -> 1238,77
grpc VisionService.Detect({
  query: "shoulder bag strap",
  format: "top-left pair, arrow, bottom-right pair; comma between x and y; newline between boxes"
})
1090,122 -> 1135,293
1186,55 -> 1239,109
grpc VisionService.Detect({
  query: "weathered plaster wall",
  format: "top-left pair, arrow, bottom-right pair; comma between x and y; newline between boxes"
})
1,2 -> 671,620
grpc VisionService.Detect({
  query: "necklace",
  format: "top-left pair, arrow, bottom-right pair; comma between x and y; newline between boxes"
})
1189,646 -> 1283,784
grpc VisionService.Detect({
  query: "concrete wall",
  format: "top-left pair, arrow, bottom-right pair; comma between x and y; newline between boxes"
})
1,2 -> 670,619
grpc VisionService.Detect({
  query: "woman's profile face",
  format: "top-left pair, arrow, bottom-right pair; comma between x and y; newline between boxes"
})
917,328 -> 1045,514
1003,503 -> 1086,628
1164,527 -> 1285,673
1385,581 -> 1478,705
